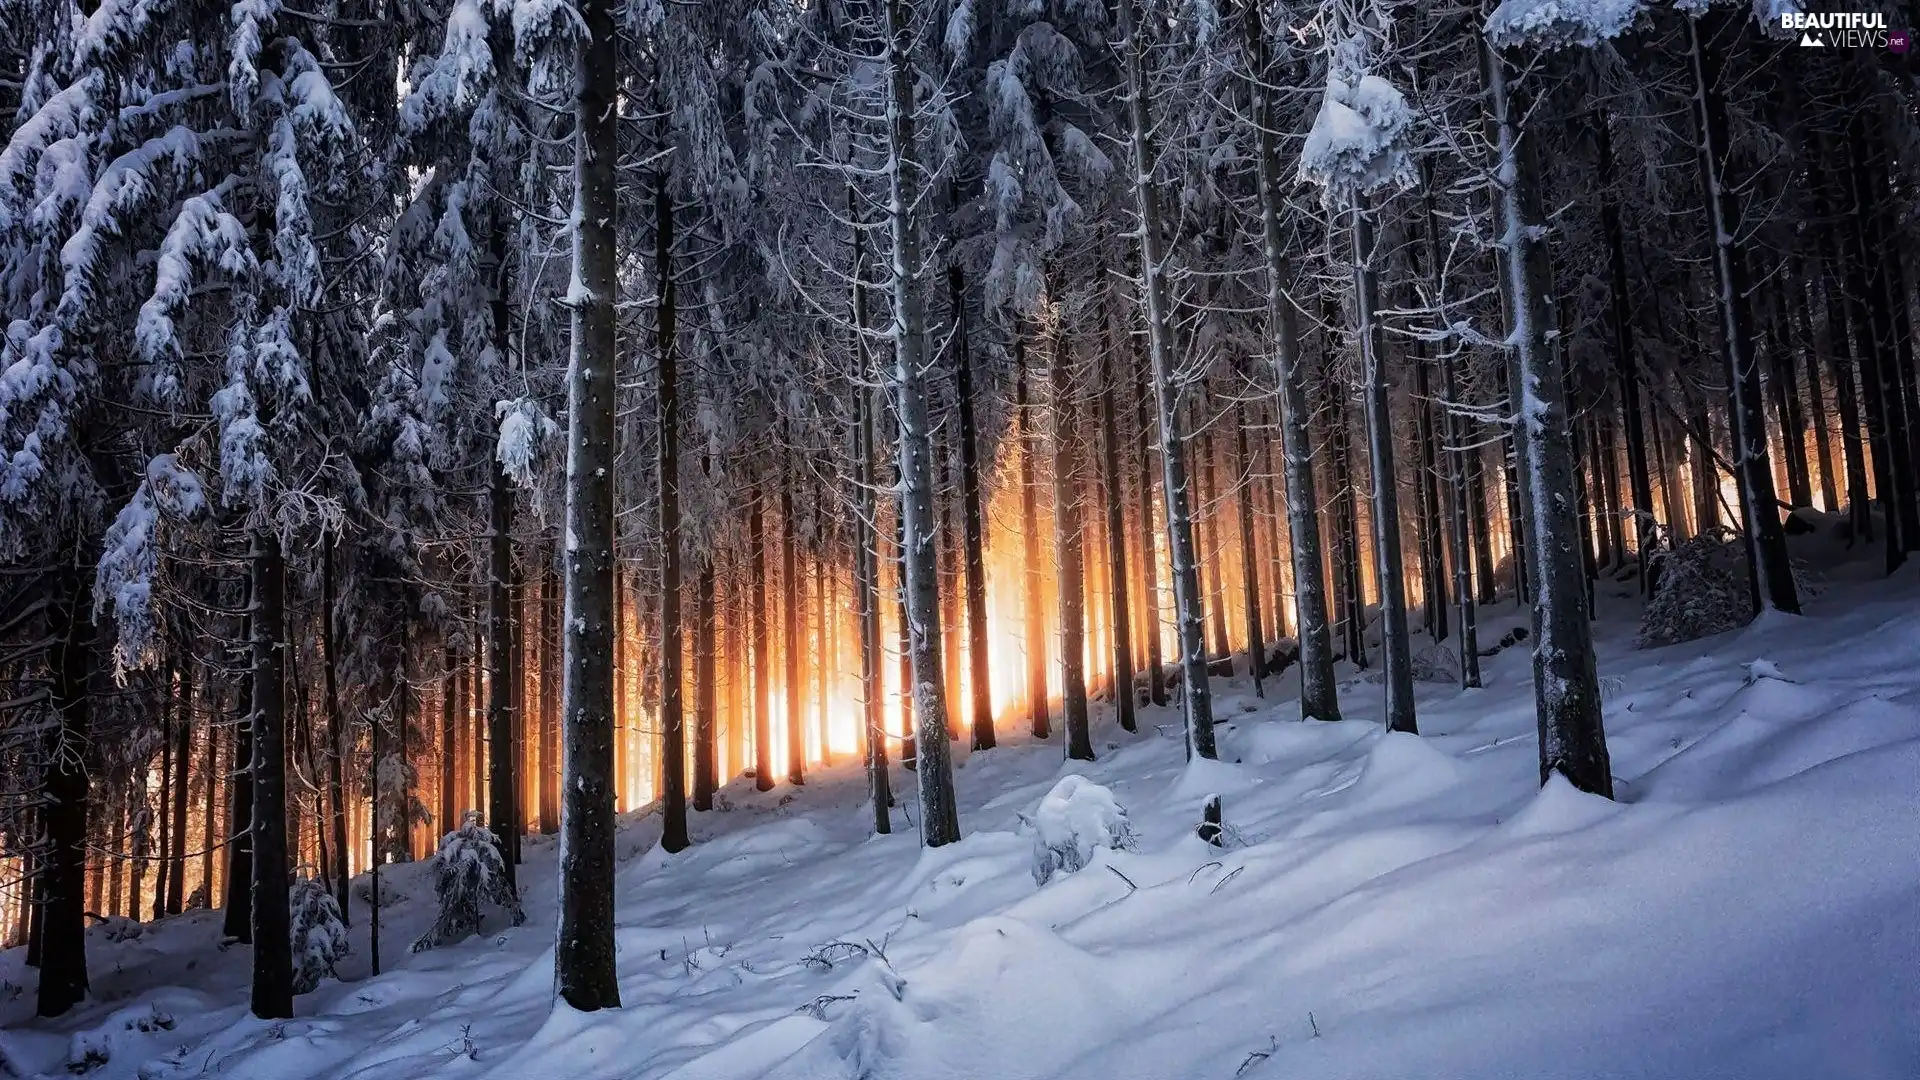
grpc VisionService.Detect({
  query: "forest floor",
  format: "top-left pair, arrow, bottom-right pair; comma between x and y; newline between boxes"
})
4,532 -> 1919,1080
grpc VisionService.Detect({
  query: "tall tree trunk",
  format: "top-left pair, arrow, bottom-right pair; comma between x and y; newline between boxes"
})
852,210 -> 892,830
951,263 -> 994,752
1791,262 -> 1839,513
201,690 -> 219,909
249,534 -> 292,1019
1351,203 -> 1416,733
693,543 -> 717,812
1685,10 -> 1799,612
223,616 -> 254,941
169,652 -> 194,914
1132,340 -> 1167,708
884,0 -> 961,843
487,461 -> 519,883
1328,390 -> 1366,668
1231,390 -> 1265,696
1487,37 -> 1611,797
1117,0 -> 1214,759
750,472 -> 773,790
539,564 -> 559,834
439,644 -> 456,839
555,0 -> 622,1006
1099,300 -> 1138,731
656,170 -> 689,852
1247,2 -> 1339,716
782,461 -> 805,786
1199,427 -> 1230,661
1016,337 -> 1051,737
38,568 -> 90,1017
1050,289 -> 1094,762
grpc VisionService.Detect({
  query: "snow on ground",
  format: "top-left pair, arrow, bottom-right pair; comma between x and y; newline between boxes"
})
5,550 -> 1920,1080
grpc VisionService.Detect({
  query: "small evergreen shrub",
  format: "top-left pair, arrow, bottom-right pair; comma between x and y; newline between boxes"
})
1637,530 -> 1752,648
413,811 -> 525,952
290,878 -> 350,994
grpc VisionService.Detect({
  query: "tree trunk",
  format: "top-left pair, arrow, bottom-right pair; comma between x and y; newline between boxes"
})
1844,119 -> 1919,563
782,460 -> 805,786
1328,389 -> 1366,668
1487,37 -> 1611,797
1685,11 -> 1798,612
1351,203 -> 1417,733
1247,4 -> 1339,716
750,472 -> 773,790
656,170 -> 689,852
249,533 -> 292,1018
951,263 -> 995,751
169,653 -> 193,914
487,460 -> 519,881
884,0 -> 961,843
1098,301 -> 1138,731
1016,336 -> 1051,737
1049,289 -> 1094,762
851,209 -> 892,829
555,0 -> 622,1006
223,616 -> 254,941
1231,390 -> 1265,696
1132,339 -> 1167,708
38,569 -> 90,1017
1117,0 -> 1214,759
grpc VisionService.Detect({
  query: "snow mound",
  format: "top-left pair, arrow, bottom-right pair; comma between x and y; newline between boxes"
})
1500,772 -> 1623,838
1027,776 -> 1135,885
1348,730 -> 1465,808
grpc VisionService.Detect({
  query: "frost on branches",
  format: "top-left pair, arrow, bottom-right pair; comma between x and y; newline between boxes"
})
1484,0 -> 1646,51
414,811 -> 526,952
290,878 -> 350,994
1027,776 -> 1136,885
93,454 -> 206,675
1298,65 -> 1417,207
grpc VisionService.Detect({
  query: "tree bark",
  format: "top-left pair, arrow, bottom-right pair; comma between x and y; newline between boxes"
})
249,533 -> 292,1019
750,472 -> 773,790
656,170 -> 689,851
1351,203 -> 1416,733
1487,36 -> 1611,797
555,0 -> 622,1005
1016,336 -> 1051,737
782,459 -> 805,786
38,568 -> 90,1017
1098,300 -> 1138,731
1049,290 -> 1094,762
951,263 -> 995,751
168,651 -> 193,913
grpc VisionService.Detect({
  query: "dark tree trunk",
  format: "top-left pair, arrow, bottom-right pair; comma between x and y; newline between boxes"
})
1099,302 -> 1138,731
951,263 -> 994,751
539,564 -> 559,835
249,534 -> 292,1019
38,569 -> 91,1017
487,461 -> 519,883
1231,390 -> 1265,697
223,616 -> 254,941
693,543 -> 717,813
1596,114 -> 1659,591
782,462 -> 805,786
1487,35 -> 1612,797
1133,339 -> 1167,708
1328,389 -> 1366,669
1791,263 -> 1839,513
750,473 -> 773,790
439,644 -> 456,839
1049,291 -> 1093,763
656,170 -> 689,852
555,0 -> 623,1005
1016,337 -> 1051,737
851,201 -> 892,832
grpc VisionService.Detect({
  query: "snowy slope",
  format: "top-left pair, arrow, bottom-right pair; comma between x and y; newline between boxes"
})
4,567 -> 1919,1080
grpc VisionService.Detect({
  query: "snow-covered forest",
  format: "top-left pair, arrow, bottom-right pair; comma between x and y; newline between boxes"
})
1,0 -> 1917,1073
